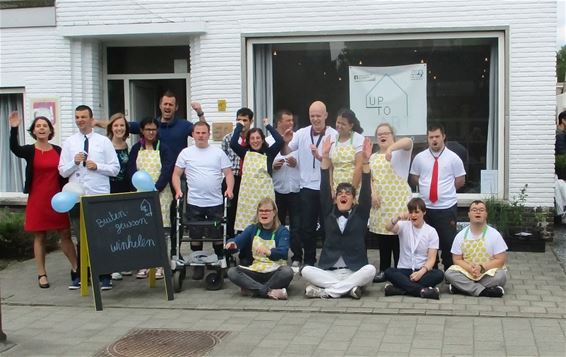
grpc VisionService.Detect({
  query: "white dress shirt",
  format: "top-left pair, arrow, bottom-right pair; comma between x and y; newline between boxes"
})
58,131 -> 120,195
266,135 -> 300,194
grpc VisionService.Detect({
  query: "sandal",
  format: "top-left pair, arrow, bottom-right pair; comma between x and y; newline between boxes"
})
38,274 -> 50,288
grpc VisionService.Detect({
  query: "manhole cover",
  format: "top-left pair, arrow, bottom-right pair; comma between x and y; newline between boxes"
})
95,329 -> 230,357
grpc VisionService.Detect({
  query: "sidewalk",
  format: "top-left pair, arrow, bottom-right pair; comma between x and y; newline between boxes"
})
1,239 -> 565,356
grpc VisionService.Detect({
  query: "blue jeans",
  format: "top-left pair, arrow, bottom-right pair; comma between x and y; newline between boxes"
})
385,267 -> 444,297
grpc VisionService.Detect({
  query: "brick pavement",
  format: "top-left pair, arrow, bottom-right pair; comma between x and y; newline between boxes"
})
1,245 -> 565,356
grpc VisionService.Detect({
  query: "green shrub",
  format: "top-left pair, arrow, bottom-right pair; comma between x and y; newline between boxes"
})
0,208 -> 59,259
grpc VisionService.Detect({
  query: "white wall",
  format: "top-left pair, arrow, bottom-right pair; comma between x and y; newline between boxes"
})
1,0 -> 558,206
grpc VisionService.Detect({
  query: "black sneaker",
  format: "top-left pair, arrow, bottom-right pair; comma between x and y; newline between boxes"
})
100,277 -> 113,291
192,266 -> 205,280
373,271 -> 386,283
480,286 -> 504,298
349,286 -> 362,299
69,270 -> 80,290
384,283 -> 406,296
420,286 -> 440,300
448,283 -> 468,295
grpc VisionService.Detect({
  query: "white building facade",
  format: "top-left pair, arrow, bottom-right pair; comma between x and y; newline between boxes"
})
0,0 -> 558,208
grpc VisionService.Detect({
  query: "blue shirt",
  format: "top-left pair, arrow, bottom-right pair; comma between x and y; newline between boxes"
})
228,224 -> 290,261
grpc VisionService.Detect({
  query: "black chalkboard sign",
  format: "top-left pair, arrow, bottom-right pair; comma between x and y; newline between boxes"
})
81,191 -> 173,310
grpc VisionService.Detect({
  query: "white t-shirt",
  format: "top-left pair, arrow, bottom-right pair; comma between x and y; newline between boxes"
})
390,144 -> 413,179
329,131 -> 364,157
266,135 -> 300,194
396,221 -> 439,270
287,125 -> 338,190
451,225 -> 508,256
410,147 -> 466,209
175,145 -> 232,207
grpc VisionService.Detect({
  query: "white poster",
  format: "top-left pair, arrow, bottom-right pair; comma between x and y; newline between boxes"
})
349,64 -> 427,136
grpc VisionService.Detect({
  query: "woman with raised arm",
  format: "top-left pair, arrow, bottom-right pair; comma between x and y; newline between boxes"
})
9,111 -> 78,289
230,117 -> 284,235
368,123 -> 413,283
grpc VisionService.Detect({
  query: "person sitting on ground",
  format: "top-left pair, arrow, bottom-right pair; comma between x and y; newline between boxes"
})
445,200 -> 508,298
301,136 -> 376,299
225,197 -> 293,300
383,197 -> 444,299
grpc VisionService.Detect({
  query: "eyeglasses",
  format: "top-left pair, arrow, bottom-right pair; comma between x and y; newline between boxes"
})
376,131 -> 392,137
470,208 -> 486,213
258,209 -> 274,213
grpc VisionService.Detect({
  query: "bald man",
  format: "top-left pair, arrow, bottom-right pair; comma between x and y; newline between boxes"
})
282,101 -> 338,266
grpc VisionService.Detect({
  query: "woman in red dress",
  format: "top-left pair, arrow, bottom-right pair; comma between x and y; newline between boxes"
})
9,111 -> 78,289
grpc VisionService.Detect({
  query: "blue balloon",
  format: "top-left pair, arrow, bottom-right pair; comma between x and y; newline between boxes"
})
51,191 -> 79,213
132,170 -> 156,192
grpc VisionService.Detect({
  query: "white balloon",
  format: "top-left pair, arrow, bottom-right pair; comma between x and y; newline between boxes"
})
62,181 -> 85,202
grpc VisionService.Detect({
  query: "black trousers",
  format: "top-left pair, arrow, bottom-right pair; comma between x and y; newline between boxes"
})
369,232 -> 400,272
299,188 -> 323,266
385,267 -> 444,297
275,191 -> 302,263
424,204 -> 458,271
223,175 -> 242,239
227,266 -> 294,297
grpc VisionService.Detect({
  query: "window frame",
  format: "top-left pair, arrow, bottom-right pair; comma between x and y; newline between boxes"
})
242,29 -> 507,203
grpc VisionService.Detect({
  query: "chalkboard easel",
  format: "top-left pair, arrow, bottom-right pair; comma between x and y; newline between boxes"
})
79,191 -> 174,311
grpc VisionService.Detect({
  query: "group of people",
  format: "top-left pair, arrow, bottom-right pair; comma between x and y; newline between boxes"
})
9,91 -> 509,301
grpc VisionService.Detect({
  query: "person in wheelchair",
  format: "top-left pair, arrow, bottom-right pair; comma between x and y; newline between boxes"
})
172,121 -> 234,280
225,197 -> 294,300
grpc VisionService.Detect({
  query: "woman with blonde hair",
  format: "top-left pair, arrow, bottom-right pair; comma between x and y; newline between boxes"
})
106,112 -> 132,281
106,112 -> 131,194
225,197 -> 293,300
368,123 -> 413,282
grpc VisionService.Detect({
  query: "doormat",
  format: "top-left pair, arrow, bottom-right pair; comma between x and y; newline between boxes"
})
95,328 -> 230,357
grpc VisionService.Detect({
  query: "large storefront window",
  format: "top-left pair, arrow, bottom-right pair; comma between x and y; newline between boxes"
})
249,34 -> 502,194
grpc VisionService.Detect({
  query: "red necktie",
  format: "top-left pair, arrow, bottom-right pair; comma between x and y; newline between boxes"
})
429,157 -> 439,203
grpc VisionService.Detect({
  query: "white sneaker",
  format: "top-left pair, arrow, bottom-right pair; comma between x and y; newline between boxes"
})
155,267 -> 164,280
291,261 -> 301,274
121,271 -> 133,276
111,272 -> 123,281
305,284 -> 326,298
136,269 -> 148,279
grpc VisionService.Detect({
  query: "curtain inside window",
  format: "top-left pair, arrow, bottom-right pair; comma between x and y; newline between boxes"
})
1,93 -> 25,192
486,43 -> 498,170
253,44 -> 273,128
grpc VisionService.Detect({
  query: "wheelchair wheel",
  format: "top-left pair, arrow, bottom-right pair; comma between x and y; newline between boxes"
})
205,271 -> 223,290
173,268 -> 186,293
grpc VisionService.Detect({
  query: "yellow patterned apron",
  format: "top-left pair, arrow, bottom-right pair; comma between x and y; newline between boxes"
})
136,142 -> 173,227
368,153 -> 412,235
446,227 -> 502,281
330,134 -> 356,192
234,151 -> 275,232
241,228 -> 286,273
